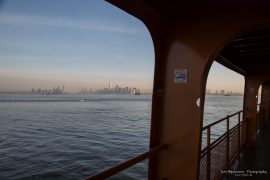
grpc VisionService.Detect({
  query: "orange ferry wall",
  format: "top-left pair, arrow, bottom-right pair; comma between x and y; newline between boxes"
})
106,1 -> 270,179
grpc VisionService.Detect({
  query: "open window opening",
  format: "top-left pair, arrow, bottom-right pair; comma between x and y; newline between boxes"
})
0,1 -> 154,179
201,61 -> 245,149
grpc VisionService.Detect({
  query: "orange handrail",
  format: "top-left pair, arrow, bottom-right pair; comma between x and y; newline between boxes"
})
86,144 -> 167,180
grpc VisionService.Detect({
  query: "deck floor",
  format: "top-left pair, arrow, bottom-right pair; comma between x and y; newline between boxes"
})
222,123 -> 270,180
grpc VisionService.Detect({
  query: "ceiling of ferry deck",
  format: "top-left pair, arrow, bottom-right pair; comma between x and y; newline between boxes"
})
106,0 -> 270,75
219,28 -> 270,75
106,0 -> 269,20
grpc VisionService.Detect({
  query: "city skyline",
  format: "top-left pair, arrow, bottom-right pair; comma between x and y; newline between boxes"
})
0,0 -> 245,94
0,82 -> 145,94
206,89 -> 243,96
0,59 -> 246,94
0,83 -> 244,95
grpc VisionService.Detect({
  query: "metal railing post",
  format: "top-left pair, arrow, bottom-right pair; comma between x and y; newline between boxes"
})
207,127 -> 211,180
246,118 -> 249,143
226,115 -> 230,167
200,110 -> 244,180
238,112 -> 241,157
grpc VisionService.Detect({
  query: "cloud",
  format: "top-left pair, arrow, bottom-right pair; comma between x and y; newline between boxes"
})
0,13 -> 144,34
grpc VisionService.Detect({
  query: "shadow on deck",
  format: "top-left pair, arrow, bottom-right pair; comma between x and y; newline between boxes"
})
222,123 -> 270,180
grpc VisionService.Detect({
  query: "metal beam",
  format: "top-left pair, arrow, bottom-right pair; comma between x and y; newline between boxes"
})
215,55 -> 246,76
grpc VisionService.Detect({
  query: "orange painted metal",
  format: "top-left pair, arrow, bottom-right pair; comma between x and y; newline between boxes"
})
86,145 -> 166,180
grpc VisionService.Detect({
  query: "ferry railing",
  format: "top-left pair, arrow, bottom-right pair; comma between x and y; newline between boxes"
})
256,103 -> 264,134
86,144 -> 167,180
87,109 -> 259,179
199,110 -> 246,180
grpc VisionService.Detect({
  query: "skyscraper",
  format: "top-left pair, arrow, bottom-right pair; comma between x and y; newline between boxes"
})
221,89 -> 225,95
109,82 -> 112,91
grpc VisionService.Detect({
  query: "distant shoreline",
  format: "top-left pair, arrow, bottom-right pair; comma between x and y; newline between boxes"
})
0,92 -> 153,95
0,92 -> 244,96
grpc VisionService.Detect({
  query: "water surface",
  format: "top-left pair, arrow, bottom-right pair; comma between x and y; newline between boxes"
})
0,94 -> 243,179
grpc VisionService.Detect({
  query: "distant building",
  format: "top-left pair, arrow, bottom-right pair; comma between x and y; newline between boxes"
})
221,89 -> 225,95
108,82 -> 112,94
91,83 -> 142,95
31,85 -> 64,95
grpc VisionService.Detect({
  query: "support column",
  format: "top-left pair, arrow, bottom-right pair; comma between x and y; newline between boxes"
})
243,76 -> 261,143
261,81 -> 270,124
148,24 -> 211,179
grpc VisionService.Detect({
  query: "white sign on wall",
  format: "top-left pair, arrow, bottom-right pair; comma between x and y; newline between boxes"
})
174,69 -> 187,83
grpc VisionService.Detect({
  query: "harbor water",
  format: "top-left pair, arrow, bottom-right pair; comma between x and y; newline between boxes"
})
0,94 -> 243,179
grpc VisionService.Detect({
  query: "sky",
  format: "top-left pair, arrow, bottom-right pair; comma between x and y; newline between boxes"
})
0,0 -> 244,93
207,62 -> 244,93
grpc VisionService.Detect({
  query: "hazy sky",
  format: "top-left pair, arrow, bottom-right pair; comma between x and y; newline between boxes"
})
0,0 -> 244,93
207,62 -> 244,93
